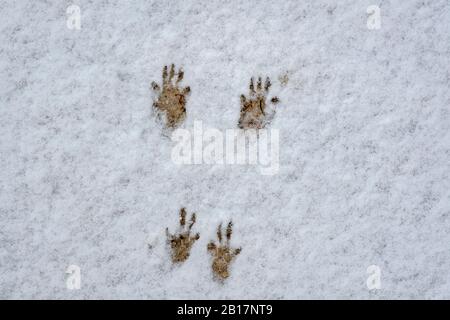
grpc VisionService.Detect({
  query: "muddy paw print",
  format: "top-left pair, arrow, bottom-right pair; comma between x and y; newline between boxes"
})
207,221 -> 241,281
151,64 -> 191,128
238,77 -> 279,129
166,208 -> 200,263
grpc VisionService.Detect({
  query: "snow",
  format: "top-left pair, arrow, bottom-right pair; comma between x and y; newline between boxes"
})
1,0 -> 449,299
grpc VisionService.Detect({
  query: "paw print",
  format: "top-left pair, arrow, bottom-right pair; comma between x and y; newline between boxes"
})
238,77 -> 279,129
151,64 -> 191,128
166,208 -> 200,263
207,221 -> 241,280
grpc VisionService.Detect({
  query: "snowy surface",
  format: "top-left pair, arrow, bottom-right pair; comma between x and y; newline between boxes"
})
1,0 -> 449,299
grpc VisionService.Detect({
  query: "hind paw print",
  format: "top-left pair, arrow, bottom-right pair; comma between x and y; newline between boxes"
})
238,77 -> 279,129
207,221 -> 241,280
151,64 -> 191,128
166,208 -> 200,263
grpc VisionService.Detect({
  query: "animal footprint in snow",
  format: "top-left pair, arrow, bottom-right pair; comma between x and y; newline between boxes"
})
166,208 -> 200,263
151,64 -> 191,128
207,221 -> 241,280
238,77 -> 279,129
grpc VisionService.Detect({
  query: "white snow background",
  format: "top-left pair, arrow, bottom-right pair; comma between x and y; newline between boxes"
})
0,0 -> 449,299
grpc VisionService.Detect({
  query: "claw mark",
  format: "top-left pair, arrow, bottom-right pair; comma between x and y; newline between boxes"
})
207,221 -> 241,281
166,208 -> 200,263
238,76 -> 279,129
151,64 -> 190,128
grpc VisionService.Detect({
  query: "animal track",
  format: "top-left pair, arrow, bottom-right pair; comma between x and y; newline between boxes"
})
151,64 -> 190,128
238,77 -> 279,129
166,208 -> 200,263
207,221 -> 241,280
278,71 -> 289,87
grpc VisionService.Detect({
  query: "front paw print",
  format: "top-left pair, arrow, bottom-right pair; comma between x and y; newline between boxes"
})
166,208 -> 200,263
207,221 -> 241,281
238,77 -> 279,129
151,64 -> 191,128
